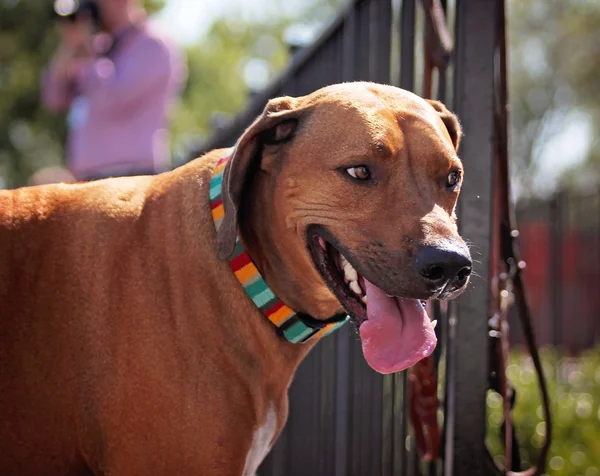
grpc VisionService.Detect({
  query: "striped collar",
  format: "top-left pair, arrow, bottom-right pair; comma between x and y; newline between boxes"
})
209,151 -> 348,344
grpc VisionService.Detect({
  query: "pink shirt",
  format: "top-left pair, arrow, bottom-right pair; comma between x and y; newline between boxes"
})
42,24 -> 186,180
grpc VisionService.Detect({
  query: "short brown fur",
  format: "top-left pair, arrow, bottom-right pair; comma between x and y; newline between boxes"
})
0,82 -> 466,475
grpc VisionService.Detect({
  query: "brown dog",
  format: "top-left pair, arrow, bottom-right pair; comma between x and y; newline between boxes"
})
0,82 -> 471,475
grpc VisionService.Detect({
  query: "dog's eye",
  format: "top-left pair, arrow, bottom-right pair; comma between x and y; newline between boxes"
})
346,166 -> 371,181
446,170 -> 461,189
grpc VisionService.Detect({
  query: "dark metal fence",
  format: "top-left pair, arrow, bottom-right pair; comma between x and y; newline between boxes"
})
511,189 -> 600,354
195,0 -> 499,474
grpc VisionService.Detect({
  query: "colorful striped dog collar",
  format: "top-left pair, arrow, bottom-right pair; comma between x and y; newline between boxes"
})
210,151 -> 348,344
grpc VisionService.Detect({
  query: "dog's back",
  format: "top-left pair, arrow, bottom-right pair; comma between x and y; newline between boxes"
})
0,154 -> 227,475
0,177 -> 159,473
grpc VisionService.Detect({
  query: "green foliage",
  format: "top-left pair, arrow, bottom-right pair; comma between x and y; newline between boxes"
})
1,0 -> 597,192
0,0 -> 340,186
170,18 -> 291,160
508,0 -> 600,196
142,0 -> 165,14
486,347 -> 600,475
0,0 -> 66,187
169,0 -> 346,162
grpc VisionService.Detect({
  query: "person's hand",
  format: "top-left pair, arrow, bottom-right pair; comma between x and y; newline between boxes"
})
50,16 -> 93,82
58,16 -> 92,56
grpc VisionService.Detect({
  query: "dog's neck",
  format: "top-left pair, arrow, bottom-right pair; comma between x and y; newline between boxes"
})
211,154 -> 346,345
239,169 -> 344,321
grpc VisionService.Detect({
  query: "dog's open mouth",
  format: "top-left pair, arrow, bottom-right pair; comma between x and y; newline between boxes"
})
307,227 -> 437,374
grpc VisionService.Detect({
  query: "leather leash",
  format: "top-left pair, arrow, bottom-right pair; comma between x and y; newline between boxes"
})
487,0 -> 552,474
409,1 -> 552,473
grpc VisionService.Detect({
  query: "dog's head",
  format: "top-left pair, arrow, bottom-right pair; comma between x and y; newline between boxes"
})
217,82 -> 471,374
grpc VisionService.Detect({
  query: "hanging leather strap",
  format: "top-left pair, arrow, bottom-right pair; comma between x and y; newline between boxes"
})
488,0 -> 552,474
411,1 -> 552,472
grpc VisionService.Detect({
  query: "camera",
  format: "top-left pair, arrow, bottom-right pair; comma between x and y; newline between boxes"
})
53,0 -> 99,25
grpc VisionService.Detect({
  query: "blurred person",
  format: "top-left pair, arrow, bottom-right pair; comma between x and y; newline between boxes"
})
42,0 -> 187,181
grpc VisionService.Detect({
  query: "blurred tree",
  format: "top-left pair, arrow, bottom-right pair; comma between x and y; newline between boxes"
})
0,0 -> 340,186
0,0 -> 164,188
508,0 -> 600,197
168,18 -> 291,163
0,0 -> 66,188
174,0 -> 600,190
2,0 -> 597,193
169,0 -> 346,164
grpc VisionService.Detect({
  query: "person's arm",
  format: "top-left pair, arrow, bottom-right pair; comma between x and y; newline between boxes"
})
82,37 -> 172,114
41,51 -> 81,112
41,19 -> 93,113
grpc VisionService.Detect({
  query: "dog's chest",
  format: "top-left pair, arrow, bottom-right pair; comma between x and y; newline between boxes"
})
242,403 -> 277,476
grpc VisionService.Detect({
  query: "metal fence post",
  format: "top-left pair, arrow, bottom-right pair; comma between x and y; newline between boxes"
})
549,192 -> 564,348
443,0 -> 498,475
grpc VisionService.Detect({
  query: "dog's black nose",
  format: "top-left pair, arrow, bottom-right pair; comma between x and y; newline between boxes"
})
415,245 -> 472,290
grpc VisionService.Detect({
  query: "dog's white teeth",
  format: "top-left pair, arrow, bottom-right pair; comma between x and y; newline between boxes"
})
340,255 -> 358,282
340,255 -> 364,299
318,237 -> 327,250
349,280 -> 362,295
431,319 -> 437,329
361,295 -> 368,305
344,264 -> 358,282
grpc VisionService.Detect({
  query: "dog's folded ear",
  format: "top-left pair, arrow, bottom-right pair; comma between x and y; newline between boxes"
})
426,99 -> 462,151
217,96 -> 307,260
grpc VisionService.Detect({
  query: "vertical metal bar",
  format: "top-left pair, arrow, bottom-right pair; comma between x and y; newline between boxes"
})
334,330 -> 351,476
389,0 -> 401,87
334,33 -> 357,476
407,436 -> 420,475
287,354 -> 317,473
356,0 -> 371,80
429,4 -> 447,472
426,301 -> 443,476
316,340 -> 325,474
322,30 -> 341,87
313,348 -> 322,471
352,340 -> 365,475
419,9 -> 450,466
343,4 -> 358,82
574,195 -> 585,352
332,28 -> 344,86
550,192 -> 563,348
443,303 -> 458,475
392,371 -> 408,474
359,362 -> 367,475
370,0 -> 392,83
323,337 -> 337,476
369,0 -> 380,80
399,0 -> 416,91
445,0 -> 458,105
444,1 -> 497,475
436,0 -> 449,102
596,188 -> 600,345
381,374 -> 394,475
282,75 -> 298,97
388,3 -> 416,475
413,0 -> 425,97
370,372 -> 384,475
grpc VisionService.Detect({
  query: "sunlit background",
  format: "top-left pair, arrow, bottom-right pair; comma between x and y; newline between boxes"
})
0,0 -> 599,474
2,0 -> 598,196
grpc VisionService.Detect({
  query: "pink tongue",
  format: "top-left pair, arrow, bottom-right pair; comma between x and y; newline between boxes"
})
359,279 -> 437,374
